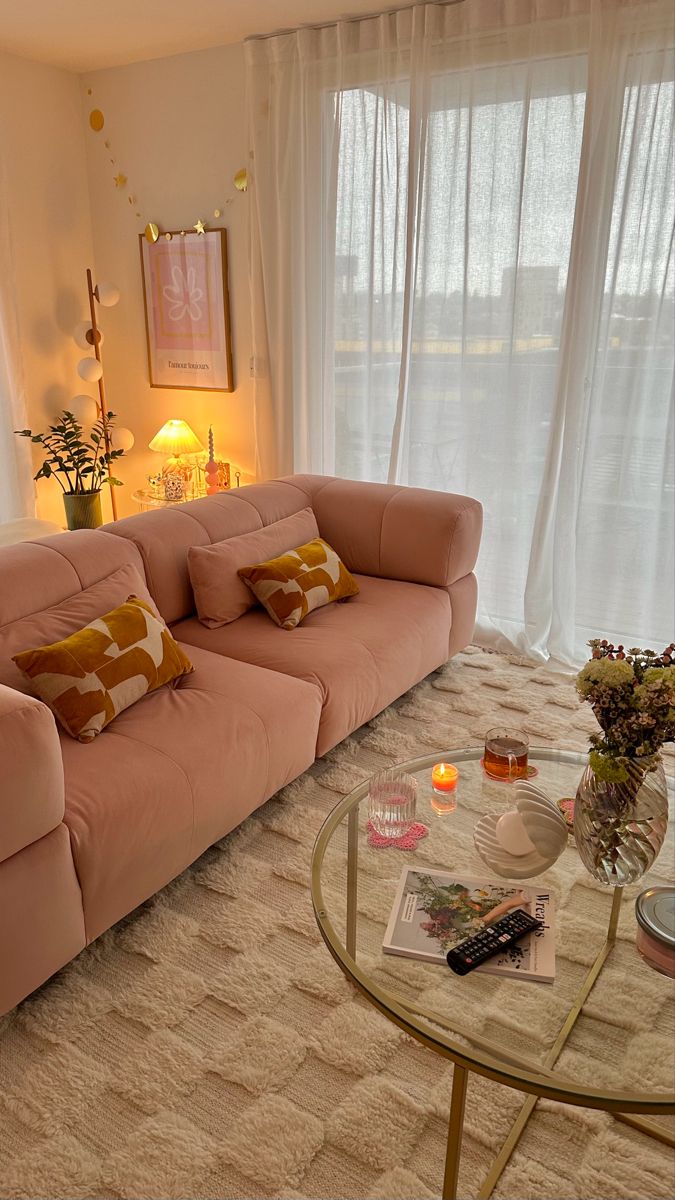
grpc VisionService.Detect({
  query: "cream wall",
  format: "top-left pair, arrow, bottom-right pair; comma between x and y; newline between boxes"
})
0,50 -> 95,525
82,43 -> 255,518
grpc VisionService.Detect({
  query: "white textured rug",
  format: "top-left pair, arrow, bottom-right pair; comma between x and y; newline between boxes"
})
1,648 -> 674,1200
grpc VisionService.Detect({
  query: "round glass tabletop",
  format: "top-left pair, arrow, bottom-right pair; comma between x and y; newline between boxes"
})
311,746 -> 675,1113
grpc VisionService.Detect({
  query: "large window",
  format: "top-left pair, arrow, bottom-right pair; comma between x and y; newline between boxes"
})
246,1 -> 675,663
328,52 -> 673,658
332,59 -> 587,642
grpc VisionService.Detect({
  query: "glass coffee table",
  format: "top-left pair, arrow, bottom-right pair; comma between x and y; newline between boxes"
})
311,747 -> 675,1200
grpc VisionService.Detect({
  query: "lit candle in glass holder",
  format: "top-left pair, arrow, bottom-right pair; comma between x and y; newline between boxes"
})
431,763 -> 459,813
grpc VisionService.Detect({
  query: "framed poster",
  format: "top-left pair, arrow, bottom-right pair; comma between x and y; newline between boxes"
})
139,228 -> 233,391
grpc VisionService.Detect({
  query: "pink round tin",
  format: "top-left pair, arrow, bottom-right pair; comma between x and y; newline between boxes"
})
635,887 -> 675,979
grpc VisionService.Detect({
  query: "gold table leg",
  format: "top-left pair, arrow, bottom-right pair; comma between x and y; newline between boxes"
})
345,805 -> 359,959
477,887 -> 624,1199
614,1114 -> 675,1148
443,1065 -> 468,1200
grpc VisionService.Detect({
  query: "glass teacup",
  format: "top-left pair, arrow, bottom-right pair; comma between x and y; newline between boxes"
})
483,727 -> 529,781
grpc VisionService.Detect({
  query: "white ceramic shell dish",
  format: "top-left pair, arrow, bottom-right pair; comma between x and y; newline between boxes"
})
473,781 -> 568,879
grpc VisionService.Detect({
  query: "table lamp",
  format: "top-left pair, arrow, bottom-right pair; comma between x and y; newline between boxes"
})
148,419 -> 204,471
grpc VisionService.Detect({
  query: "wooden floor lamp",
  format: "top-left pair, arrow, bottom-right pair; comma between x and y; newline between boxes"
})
84,269 -> 123,520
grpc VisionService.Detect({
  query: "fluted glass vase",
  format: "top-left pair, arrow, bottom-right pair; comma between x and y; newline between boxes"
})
574,756 -> 668,886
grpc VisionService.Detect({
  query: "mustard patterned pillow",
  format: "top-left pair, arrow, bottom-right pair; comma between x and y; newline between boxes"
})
237,537 -> 359,630
12,595 -> 193,742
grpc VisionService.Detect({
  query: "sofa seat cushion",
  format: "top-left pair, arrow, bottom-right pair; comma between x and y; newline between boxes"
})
61,644 -> 322,941
173,574 -> 451,756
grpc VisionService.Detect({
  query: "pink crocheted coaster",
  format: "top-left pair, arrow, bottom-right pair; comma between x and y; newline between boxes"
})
366,820 -> 429,850
557,796 -> 575,832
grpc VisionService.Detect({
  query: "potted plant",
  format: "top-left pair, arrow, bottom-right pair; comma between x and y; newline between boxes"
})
574,639 -> 675,886
16,409 -> 126,530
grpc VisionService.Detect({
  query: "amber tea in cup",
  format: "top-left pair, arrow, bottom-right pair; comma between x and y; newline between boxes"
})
484,727 -> 529,780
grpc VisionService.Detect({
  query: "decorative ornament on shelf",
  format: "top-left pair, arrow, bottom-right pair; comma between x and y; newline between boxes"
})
193,219 -> 206,235
163,475 -> 186,502
205,426 -> 219,495
473,781 -> 568,880
573,639 -> 674,886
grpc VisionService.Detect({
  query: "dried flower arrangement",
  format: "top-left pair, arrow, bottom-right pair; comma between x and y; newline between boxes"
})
576,639 -> 675,783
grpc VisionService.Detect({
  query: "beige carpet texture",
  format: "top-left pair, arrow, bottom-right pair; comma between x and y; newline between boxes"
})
1,647 -> 674,1200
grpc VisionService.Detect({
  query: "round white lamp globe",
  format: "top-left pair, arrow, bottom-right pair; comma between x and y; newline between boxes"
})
77,357 -> 103,383
96,282 -> 120,307
73,320 -> 104,351
113,426 -> 135,452
68,395 -> 99,424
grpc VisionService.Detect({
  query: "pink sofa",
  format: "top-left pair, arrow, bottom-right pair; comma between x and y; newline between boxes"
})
0,474 -> 482,1015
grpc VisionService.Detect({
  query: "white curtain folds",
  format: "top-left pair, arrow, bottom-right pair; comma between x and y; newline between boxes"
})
246,0 -> 674,664
0,152 -> 33,523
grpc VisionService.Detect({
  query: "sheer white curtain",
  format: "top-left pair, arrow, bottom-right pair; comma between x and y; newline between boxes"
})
246,0 -> 674,664
0,152 -> 33,522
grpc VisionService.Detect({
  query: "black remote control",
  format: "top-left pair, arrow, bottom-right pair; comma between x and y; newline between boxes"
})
446,908 -> 543,976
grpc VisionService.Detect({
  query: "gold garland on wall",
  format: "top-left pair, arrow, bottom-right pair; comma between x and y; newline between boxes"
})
85,87 -> 248,243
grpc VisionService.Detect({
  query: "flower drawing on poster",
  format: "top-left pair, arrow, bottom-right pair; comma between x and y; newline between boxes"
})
162,265 -> 204,323
140,228 -> 233,391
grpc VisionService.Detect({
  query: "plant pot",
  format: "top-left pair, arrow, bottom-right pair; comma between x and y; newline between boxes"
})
574,756 -> 668,886
63,491 -> 103,531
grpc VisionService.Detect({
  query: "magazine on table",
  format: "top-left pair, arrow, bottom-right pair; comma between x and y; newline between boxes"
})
382,867 -> 555,983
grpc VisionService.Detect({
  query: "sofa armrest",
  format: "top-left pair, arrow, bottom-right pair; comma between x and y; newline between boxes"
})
0,685 -> 65,864
284,475 -> 483,588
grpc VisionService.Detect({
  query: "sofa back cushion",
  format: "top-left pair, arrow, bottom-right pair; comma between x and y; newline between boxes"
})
188,507 -> 319,628
279,474 -> 483,587
0,556 -> 157,694
0,528 -> 145,619
103,480 -> 311,624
